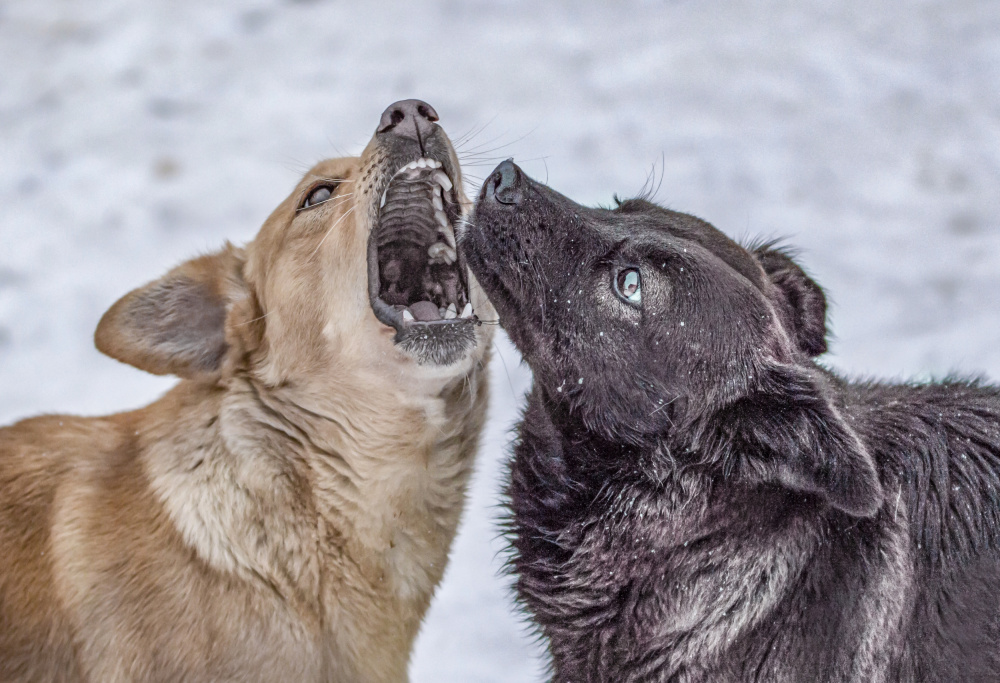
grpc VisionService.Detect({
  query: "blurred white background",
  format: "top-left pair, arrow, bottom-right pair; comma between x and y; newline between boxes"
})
2,1 -> 999,680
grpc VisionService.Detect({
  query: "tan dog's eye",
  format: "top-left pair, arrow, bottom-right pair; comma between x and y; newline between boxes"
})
300,183 -> 339,210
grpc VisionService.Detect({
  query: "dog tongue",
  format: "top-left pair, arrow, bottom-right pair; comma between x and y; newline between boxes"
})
408,300 -> 441,321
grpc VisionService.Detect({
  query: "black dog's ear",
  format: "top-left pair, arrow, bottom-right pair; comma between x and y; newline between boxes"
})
95,245 -> 247,380
753,244 -> 828,357
720,363 -> 883,517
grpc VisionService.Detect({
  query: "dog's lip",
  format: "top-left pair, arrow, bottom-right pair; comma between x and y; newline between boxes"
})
372,298 -> 479,331
368,156 -> 479,337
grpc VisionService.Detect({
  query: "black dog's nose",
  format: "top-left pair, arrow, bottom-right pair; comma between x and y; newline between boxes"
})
485,159 -> 523,205
377,99 -> 439,140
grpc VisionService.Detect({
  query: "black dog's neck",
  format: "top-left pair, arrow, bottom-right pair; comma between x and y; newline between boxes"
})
517,383 -> 806,538
534,380 -> 734,490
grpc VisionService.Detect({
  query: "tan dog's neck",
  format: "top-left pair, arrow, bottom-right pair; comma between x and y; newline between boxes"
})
131,323 -> 489,680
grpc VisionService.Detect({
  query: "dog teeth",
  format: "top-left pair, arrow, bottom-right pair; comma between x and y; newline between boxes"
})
445,303 -> 457,319
388,160 -> 453,192
398,158 -> 440,172
402,309 -> 415,322
394,158 -> 445,176
432,193 -> 444,212
460,303 -> 473,318
428,242 -> 457,264
432,170 -> 453,192
434,210 -> 450,230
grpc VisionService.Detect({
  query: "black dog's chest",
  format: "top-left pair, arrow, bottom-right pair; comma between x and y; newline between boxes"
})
509,445 -> 822,681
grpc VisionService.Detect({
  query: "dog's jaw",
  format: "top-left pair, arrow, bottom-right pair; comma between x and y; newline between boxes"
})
356,121 -> 495,368
366,157 -> 481,366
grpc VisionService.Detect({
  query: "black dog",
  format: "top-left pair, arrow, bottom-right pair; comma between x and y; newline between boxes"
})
461,160 -> 1000,682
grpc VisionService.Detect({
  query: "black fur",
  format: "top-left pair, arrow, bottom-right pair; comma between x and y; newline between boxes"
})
461,162 -> 1000,682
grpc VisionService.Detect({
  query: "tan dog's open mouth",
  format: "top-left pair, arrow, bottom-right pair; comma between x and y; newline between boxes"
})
365,101 -> 480,365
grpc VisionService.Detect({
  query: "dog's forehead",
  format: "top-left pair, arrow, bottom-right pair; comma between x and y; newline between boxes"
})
246,157 -> 364,275
608,201 -> 765,289
300,157 -> 359,188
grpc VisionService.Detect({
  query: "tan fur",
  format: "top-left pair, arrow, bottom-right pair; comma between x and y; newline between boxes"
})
0,128 -> 495,682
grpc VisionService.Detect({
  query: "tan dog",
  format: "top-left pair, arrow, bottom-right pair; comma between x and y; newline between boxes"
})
0,100 -> 495,682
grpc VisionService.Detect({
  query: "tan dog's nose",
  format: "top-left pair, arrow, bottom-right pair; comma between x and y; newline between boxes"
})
377,99 -> 439,140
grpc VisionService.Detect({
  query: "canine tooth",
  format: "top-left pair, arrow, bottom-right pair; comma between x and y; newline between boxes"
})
460,303 -> 473,318
434,210 -> 449,230
402,309 -> 415,322
432,170 -> 453,192
432,194 -> 444,211
428,242 -> 456,264
445,303 -> 457,319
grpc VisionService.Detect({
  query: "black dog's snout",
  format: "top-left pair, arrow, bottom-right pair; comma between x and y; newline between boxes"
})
485,159 -> 523,205
377,99 -> 439,141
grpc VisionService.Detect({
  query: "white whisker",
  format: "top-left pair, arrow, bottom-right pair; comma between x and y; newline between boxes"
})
310,206 -> 357,257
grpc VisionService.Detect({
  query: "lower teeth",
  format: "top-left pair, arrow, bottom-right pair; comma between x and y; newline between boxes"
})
400,302 -> 472,324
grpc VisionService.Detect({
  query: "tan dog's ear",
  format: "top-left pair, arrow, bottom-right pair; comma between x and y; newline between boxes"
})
95,245 -> 247,380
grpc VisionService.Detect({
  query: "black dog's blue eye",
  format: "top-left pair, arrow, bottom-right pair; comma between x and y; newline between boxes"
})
299,183 -> 338,210
615,268 -> 642,304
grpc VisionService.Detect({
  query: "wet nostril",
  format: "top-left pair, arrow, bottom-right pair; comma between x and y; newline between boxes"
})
491,159 -> 523,205
377,99 -> 440,139
416,104 -> 439,122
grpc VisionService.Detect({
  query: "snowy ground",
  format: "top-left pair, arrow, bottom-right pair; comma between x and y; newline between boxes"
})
2,1 -> 1000,680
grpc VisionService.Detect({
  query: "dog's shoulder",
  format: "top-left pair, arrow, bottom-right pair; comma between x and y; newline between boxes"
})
0,412 -> 128,681
847,378 -> 1000,565
0,411 -> 131,513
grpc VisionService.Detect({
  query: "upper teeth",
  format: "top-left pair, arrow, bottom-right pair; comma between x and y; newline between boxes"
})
395,158 -> 452,197
380,158 -> 456,213
398,157 -> 443,173
432,170 -> 452,192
